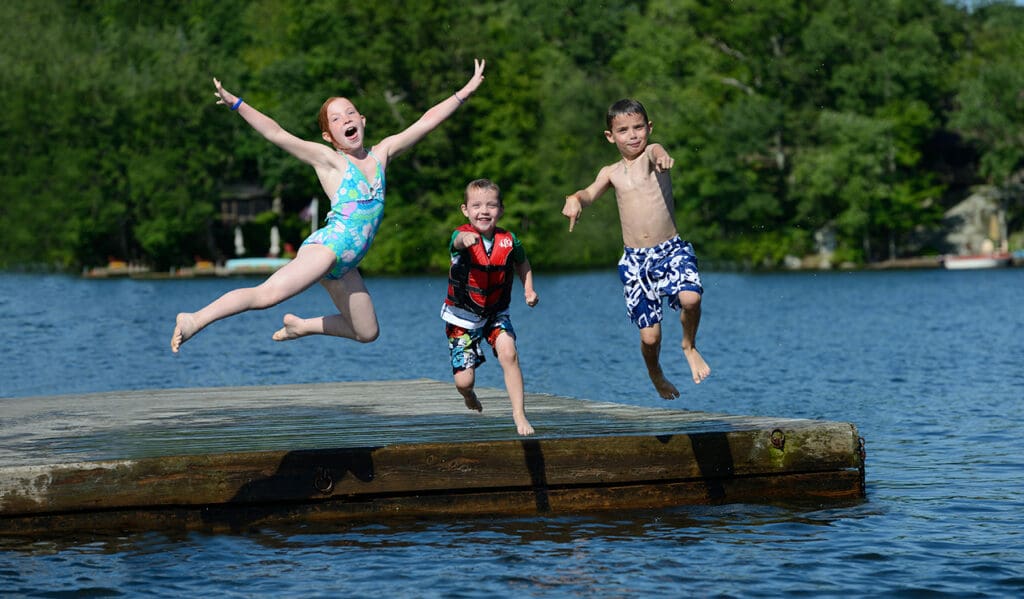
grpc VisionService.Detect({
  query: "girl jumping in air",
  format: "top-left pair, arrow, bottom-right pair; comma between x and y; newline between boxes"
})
171,59 -> 486,353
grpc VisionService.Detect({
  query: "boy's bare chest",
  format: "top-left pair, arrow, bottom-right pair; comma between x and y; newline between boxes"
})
611,162 -> 651,190
612,166 -> 674,217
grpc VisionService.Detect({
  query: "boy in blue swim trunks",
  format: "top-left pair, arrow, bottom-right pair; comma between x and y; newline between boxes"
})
561,99 -> 710,399
172,60 -> 486,353
441,179 -> 538,435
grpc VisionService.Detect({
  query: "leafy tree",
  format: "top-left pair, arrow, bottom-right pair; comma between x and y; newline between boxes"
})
785,0 -> 962,262
1,0 -> 1020,272
950,1 -> 1024,185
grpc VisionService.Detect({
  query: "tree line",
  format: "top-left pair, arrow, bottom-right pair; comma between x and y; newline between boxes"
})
1,0 -> 1021,273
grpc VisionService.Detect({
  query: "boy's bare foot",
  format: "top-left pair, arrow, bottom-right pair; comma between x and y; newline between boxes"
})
514,414 -> 535,436
650,371 -> 681,400
272,313 -> 309,341
170,313 -> 198,353
463,391 -> 483,412
684,347 -> 711,384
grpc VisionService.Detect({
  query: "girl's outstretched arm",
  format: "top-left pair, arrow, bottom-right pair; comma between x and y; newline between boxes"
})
213,78 -> 334,169
374,59 -> 486,162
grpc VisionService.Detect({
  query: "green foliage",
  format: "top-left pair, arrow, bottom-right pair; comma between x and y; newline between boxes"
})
1,0 -> 1021,272
949,2 -> 1024,184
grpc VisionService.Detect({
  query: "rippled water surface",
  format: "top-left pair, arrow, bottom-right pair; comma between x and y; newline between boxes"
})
2,269 -> 1022,597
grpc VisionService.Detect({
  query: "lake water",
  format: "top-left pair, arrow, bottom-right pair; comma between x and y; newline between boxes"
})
1,268 -> 1022,597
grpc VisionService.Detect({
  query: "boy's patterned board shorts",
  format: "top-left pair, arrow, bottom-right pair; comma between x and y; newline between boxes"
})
445,313 -> 515,372
617,236 -> 702,329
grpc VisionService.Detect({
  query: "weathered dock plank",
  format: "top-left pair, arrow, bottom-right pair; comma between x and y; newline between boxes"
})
0,379 -> 865,534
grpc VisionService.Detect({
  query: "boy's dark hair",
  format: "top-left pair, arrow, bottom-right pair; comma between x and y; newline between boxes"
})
465,178 -> 502,206
606,98 -> 649,129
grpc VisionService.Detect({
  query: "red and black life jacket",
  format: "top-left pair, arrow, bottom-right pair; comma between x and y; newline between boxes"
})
445,224 -> 515,317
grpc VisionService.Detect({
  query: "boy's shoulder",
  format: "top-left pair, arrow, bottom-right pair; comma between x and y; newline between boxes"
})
597,159 -> 625,181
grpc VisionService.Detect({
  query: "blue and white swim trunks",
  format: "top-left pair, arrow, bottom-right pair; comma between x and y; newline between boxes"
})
617,236 -> 702,329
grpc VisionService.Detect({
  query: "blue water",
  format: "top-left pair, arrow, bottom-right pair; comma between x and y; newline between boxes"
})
1,268 -> 1023,597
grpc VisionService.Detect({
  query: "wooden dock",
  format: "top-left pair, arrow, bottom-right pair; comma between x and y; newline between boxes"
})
0,379 -> 865,534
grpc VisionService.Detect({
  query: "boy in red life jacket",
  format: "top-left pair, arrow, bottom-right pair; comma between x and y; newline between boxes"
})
441,179 -> 539,435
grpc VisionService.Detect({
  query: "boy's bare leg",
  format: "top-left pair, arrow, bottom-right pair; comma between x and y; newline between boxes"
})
494,333 -> 534,435
171,245 -> 334,353
273,269 -> 380,343
639,323 -> 680,399
678,290 -> 711,384
453,368 -> 483,412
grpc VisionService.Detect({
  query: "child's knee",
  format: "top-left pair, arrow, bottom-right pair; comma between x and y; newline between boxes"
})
679,290 -> 702,311
498,349 -> 519,368
494,334 -> 519,364
454,368 -> 475,391
355,322 -> 379,343
639,326 -> 661,348
245,285 -> 281,310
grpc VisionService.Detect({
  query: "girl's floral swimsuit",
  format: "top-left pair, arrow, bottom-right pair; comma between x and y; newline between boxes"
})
302,150 -> 386,280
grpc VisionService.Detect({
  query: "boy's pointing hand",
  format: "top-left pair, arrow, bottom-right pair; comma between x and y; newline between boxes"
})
654,154 -> 674,173
562,195 -> 582,232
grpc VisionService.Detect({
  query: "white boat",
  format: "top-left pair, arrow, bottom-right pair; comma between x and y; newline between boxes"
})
942,252 -> 1012,270
223,257 -> 291,275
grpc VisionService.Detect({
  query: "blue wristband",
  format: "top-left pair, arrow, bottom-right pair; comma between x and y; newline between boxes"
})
231,98 -> 244,111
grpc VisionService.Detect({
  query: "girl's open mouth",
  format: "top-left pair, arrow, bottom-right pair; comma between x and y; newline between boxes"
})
344,126 -> 358,138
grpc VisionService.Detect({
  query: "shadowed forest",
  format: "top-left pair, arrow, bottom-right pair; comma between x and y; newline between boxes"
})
1,0 -> 1022,273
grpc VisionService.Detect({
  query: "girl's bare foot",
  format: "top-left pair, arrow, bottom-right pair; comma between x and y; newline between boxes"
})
170,313 -> 198,353
684,347 -> 711,384
272,313 -> 309,341
514,413 -> 535,436
462,391 -> 483,412
649,371 -> 680,400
